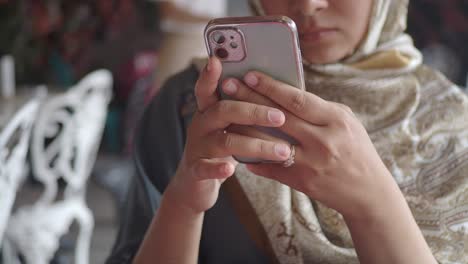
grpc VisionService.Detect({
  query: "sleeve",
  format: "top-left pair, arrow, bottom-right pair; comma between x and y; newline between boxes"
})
105,66 -> 199,264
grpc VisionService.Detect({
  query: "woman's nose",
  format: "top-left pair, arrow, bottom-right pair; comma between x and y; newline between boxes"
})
292,0 -> 329,16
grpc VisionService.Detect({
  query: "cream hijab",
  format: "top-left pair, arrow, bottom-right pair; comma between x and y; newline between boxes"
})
228,0 -> 468,263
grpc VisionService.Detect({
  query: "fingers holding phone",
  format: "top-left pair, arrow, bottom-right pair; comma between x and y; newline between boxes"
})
194,57 -> 222,112
204,16 -> 304,163
187,99 -> 290,163
168,60 -> 290,214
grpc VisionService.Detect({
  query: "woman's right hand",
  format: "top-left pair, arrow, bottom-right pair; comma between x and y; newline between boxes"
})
164,57 -> 292,214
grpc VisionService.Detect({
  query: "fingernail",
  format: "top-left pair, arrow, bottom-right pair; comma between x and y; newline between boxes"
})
268,110 -> 285,124
275,144 -> 290,158
223,80 -> 238,94
244,73 -> 258,87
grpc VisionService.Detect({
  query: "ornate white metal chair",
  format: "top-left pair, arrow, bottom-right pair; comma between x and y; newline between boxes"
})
0,99 -> 41,245
3,70 -> 113,264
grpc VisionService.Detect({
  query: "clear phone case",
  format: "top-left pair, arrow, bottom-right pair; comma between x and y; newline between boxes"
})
204,16 -> 305,163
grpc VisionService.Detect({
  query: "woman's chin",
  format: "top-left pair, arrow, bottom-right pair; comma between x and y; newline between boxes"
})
302,48 -> 346,65
299,34 -> 351,65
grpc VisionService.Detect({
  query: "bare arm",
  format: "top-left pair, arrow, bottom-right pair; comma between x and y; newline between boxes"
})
344,174 -> 437,264
133,187 -> 204,264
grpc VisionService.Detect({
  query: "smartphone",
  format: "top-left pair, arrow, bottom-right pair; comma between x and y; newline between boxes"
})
204,16 -> 305,163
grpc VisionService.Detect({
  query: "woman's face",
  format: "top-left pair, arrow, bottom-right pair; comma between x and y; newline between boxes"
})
260,0 -> 373,64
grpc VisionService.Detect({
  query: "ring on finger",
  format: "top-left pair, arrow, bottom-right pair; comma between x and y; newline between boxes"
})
282,145 -> 296,167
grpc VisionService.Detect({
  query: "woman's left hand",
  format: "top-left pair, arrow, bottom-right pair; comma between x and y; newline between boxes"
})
221,71 -> 402,222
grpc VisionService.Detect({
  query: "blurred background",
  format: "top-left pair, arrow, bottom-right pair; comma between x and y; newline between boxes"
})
0,0 -> 466,263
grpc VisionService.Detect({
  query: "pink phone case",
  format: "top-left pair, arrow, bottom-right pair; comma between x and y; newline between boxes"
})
204,16 -> 305,163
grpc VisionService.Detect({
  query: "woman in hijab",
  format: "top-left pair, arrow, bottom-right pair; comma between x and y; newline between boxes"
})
107,0 -> 468,263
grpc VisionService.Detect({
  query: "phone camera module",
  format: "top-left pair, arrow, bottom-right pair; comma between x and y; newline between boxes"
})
215,48 -> 229,59
207,27 -> 245,62
212,31 -> 226,44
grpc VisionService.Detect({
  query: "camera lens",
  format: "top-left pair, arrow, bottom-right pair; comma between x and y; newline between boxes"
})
212,31 -> 225,44
215,48 -> 229,59
230,42 -> 238,49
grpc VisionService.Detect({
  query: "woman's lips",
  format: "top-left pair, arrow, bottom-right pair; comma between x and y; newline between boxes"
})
299,28 -> 337,43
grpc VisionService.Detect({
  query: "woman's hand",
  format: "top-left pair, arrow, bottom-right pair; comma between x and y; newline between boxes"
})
221,71 -> 400,222
164,58 -> 292,214
221,72 -> 437,264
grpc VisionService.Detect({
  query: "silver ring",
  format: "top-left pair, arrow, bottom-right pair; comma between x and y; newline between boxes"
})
283,145 -> 296,168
